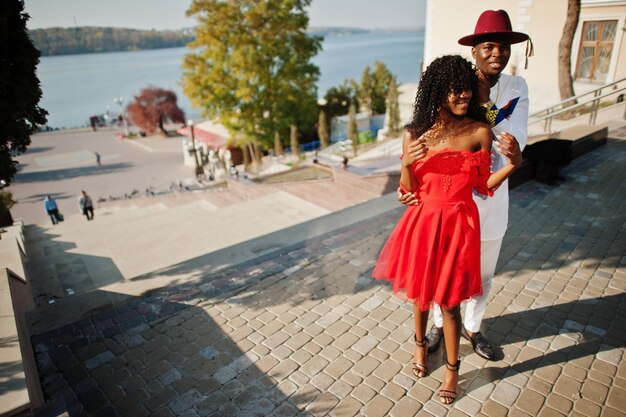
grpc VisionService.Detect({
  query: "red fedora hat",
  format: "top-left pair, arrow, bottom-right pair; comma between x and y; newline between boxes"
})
458,9 -> 529,46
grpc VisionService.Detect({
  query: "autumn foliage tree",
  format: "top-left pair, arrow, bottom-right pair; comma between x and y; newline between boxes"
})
126,87 -> 185,135
0,0 -> 47,184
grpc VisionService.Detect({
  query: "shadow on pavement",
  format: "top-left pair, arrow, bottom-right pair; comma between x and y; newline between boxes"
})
13,162 -> 133,184
0,336 -> 27,400
455,293 -> 625,397
19,192 -> 74,204
23,146 -> 54,155
32,290 -> 318,416
24,225 -> 125,308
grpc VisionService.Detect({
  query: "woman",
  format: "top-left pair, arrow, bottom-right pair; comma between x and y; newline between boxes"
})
78,190 -> 94,221
373,55 -> 521,404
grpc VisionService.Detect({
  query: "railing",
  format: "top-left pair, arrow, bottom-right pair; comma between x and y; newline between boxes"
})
529,76 -> 626,133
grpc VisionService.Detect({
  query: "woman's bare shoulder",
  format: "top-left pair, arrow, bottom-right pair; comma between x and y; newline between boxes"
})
470,121 -> 493,149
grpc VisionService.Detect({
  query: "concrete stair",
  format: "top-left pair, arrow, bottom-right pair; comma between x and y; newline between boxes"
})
26,192 -> 398,335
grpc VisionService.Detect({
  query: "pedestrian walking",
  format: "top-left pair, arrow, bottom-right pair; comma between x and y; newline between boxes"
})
95,152 -> 101,166
398,9 -> 530,362
44,195 -> 60,225
78,191 -> 94,221
374,55 -> 521,404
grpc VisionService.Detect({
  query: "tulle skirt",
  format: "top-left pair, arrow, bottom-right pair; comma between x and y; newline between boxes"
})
373,198 -> 483,311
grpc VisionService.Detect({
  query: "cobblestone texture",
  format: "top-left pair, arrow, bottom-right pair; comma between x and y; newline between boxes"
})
32,137 -> 626,416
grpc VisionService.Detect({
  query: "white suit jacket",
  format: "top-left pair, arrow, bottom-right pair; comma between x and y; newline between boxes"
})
473,74 -> 529,241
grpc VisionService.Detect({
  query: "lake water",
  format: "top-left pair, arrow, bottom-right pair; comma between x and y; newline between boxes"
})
37,31 -> 424,128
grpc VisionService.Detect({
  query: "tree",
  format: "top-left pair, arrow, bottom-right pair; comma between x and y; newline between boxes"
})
371,61 -> 393,114
386,77 -> 401,138
0,0 -> 48,185
290,124 -> 300,157
183,0 -> 321,160
318,110 -> 329,149
558,0 -> 580,107
347,103 -> 358,156
358,66 -> 374,114
324,81 -> 358,121
126,87 -> 186,135
0,190 -> 16,227
274,131 -> 283,155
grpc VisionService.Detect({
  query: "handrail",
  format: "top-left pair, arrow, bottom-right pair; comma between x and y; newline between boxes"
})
529,86 -> 626,125
529,76 -> 626,118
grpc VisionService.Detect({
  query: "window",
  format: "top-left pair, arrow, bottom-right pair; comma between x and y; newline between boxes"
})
575,20 -> 618,83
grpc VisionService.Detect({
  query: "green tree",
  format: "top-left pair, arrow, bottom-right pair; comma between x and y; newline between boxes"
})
0,190 -> 16,227
183,0 -> 321,160
371,61 -> 394,114
0,0 -> 47,184
358,66 -> 374,114
386,77 -> 401,138
324,81 -> 358,121
30,27 -> 194,56
347,103 -> 358,156
318,110 -> 329,149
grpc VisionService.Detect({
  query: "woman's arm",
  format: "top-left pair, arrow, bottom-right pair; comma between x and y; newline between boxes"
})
478,125 -> 522,190
477,124 -> 522,194
400,131 -> 420,192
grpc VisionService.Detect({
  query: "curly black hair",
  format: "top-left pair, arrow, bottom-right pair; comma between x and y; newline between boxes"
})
405,55 -> 487,139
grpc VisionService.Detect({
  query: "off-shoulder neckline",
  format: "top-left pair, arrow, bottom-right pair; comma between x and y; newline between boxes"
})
426,147 -> 490,155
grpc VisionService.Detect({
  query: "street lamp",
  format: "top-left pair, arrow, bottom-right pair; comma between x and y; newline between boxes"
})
187,119 -> 204,177
113,96 -> 129,137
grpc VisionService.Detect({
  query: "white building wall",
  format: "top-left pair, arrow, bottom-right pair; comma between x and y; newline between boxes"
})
423,0 -> 626,113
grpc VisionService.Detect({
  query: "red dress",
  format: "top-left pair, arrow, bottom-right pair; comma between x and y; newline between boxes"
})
373,148 -> 493,311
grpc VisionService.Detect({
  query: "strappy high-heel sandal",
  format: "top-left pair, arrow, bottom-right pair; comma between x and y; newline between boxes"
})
412,334 -> 429,378
438,359 -> 460,404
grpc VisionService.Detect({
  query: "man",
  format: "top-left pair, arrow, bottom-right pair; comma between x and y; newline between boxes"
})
399,10 -> 530,360
44,195 -> 60,225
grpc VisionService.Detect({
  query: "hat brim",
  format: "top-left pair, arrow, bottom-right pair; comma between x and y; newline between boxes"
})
458,31 -> 529,46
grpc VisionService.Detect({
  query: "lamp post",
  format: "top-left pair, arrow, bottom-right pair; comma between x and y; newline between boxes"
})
187,119 -> 204,177
113,96 -> 129,137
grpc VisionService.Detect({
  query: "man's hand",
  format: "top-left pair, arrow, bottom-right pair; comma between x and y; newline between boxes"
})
495,132 -> 522,167
476,69 -> 492,104
402,136 -> 428,167
397,187 -> 418,206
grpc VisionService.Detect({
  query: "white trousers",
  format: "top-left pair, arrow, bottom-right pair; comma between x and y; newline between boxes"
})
432,237 -> 504,332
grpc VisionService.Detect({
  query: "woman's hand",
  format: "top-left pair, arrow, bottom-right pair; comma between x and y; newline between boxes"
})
397,187 -> 418,206
495,132 -> 522,167
476,69 -> 492,104
402,136 -> 428,166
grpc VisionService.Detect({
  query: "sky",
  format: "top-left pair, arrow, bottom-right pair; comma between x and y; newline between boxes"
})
25,0 -> 426,31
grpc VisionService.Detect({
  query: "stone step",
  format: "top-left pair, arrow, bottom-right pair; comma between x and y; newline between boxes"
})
98,202 -> 169,220
55,199 -> 218,233
25,191 -> 329,305
26,192 -> 398,335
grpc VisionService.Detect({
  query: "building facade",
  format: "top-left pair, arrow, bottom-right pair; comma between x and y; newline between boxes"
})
423,0 -> 626,112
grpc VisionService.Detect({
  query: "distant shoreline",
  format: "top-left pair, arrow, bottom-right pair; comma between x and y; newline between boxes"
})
31,26 -> 423,57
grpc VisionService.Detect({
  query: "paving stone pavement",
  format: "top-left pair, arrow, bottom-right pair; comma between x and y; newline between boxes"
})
31,138 -> 626,417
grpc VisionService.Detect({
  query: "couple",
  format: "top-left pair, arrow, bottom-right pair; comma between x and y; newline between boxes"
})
373,10 -> 530,404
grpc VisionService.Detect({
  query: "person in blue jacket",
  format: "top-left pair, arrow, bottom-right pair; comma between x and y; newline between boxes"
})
44,195 -> 60,225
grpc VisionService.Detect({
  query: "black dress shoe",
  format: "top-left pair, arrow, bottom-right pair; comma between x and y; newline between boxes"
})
461,328 -> 496,361
426,325 -> 444,353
